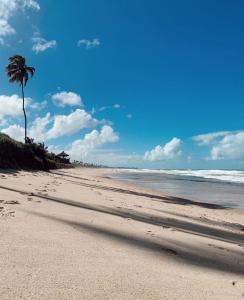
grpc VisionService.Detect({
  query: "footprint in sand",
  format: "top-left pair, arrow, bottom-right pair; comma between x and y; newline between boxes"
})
1,209 -> 16,217
4,200 -> 19,205
27,197 -> 33,201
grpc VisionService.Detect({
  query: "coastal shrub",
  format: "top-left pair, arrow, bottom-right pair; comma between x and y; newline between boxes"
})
0,133 -> 61,170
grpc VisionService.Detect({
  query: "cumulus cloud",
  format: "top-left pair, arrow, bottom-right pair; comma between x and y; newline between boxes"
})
67,125 -> 119,160
0,94 -> 47,123
32,32 -> 57,53
0,19 -> 15,36
1,124 -> 24,138
0,94 -> 32,121
144,137 -> 182,161
192,131 -> 232,145
1,114 -> 50,142
210,133 -> 244,160
77,38 -> 100,49
47,109 -> 98,139
30,113 -> 52,141
193,130 -> 244,160
0,0 -> 16,19
52,91 -> 82,107
0,0 -> 39,42
1,109 -> 99,142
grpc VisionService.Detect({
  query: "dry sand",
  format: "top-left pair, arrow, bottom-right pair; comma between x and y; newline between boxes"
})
0,167 -> 244,299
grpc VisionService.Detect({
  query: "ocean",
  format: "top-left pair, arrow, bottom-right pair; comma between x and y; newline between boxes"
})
112,169 -> 244,209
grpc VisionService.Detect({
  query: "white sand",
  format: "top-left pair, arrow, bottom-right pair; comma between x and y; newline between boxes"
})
0,168 -> 244,299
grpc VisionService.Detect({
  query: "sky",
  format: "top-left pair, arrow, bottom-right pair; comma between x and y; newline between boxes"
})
0,0 -> 244,169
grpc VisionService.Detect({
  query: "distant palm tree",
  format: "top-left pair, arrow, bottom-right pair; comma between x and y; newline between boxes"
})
6,55 -> 35,143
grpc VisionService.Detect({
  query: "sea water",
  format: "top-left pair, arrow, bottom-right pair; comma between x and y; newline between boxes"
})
112,169 -> 244,209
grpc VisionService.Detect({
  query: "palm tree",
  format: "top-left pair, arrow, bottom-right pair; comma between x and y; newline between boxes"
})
6,55 -> 35,143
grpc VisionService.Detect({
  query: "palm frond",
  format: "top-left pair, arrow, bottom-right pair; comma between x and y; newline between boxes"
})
26,67 -> 35,77
9,72 -> 23,84
9,55 -> 26,65
23,72 -> 29,86
6,54 -> 35,86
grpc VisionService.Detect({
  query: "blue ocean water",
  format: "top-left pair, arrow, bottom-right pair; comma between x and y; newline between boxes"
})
112,169 -> 244,209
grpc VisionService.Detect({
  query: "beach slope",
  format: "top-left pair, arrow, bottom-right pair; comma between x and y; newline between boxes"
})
0,168 -> 244,299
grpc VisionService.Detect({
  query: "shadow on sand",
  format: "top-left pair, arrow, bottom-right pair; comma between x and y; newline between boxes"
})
1,180 -> 244,275
0,183 -> 243,246
30,211 -> 244,275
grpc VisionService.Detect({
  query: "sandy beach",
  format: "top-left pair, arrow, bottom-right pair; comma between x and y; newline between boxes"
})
0,167 -> 244,299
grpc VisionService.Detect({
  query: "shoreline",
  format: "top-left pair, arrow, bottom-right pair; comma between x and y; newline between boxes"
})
109,169 -> 244,210
106,171 -> 226,210
0,167 -> 244,299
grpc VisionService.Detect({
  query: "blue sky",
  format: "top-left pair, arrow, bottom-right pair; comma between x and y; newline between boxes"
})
0,0 -> 244,169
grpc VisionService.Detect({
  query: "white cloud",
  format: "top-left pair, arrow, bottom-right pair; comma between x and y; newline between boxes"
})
77,38 -> 100,49
192,131 -> 231,145
52,91 -> 82,107
1,114 -> 51,142
32,33 -> 57,53
22,0 -> 40,10
94,104 -> 121,113
30,113 -> 51,141
193,130 -> 244,160
0,94 -> 47,122
29,100 -> 47,111
47,109 -> 98,140
1,124 -> 24,140
68,125 -> 119,160
0,94 -> 32,121
211,132 -> 244,160
0,0 -> 17,19
0,0 -> 39,41
1,109 -> 99,142
0,19 -> 15,36
144,137 -> 182,161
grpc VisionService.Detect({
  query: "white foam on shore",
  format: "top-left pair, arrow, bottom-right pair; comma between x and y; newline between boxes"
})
117,169 -> 244,184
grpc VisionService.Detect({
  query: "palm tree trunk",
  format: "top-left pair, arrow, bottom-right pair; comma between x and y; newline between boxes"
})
21,83 -> 27,143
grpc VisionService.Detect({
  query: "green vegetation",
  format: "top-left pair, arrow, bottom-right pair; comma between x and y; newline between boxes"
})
0,133 -> 63,170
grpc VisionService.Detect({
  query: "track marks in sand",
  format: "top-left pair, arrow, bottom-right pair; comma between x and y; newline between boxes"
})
0,200 -> 18,218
